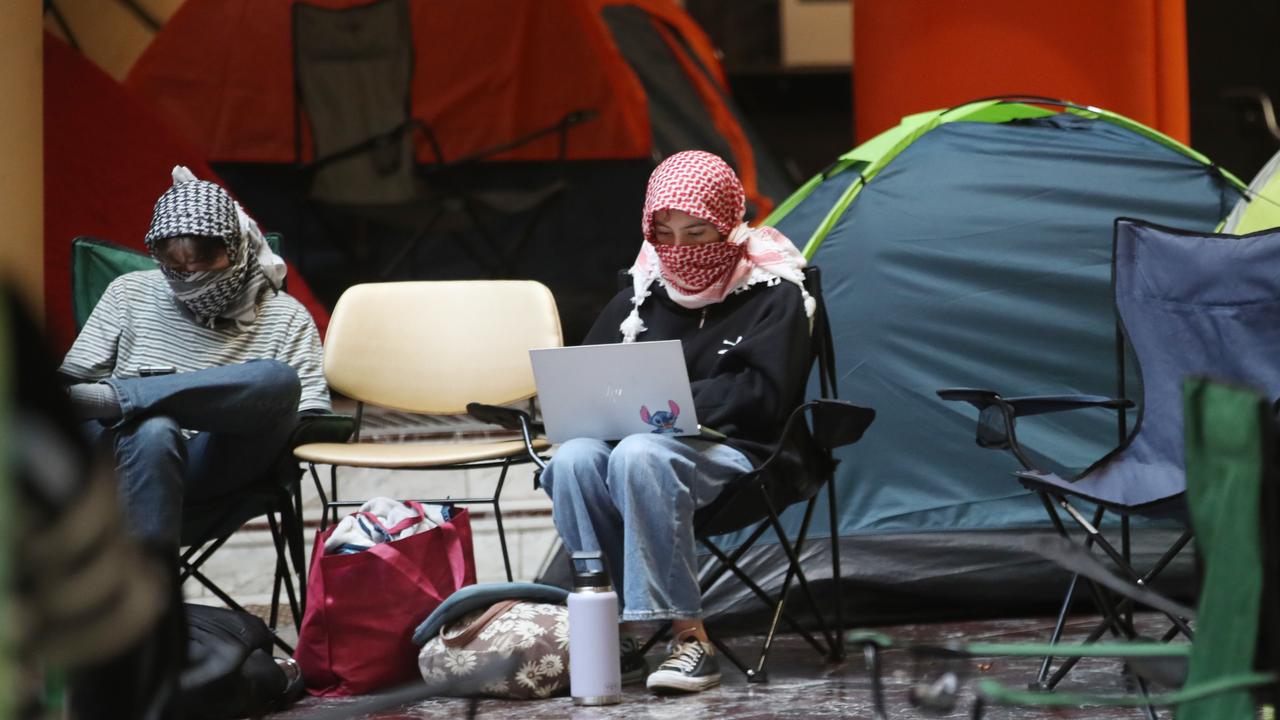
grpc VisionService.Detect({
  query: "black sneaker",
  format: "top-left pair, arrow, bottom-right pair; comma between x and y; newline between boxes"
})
620,636 -> 649,685
645,636 -> 721,693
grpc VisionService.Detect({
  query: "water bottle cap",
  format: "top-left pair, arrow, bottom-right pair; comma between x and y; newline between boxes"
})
572,567 -> 612,591
569,551 -> 613,590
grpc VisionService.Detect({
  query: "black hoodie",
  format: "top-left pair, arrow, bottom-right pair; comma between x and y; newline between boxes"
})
584,279 -> 822,501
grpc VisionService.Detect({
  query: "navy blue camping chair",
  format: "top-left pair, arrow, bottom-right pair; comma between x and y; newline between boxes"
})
939,218 -> 1280,693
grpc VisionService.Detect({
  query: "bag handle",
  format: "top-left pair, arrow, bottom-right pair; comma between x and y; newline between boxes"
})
441,599 -> 521,648
364,518 -> 471,595
358,500 -> 436,540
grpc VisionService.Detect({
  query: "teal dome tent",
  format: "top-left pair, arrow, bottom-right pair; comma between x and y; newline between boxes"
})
703,98 -> 1246,624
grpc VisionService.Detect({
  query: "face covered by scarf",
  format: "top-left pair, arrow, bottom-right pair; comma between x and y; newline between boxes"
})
620,150 -> 813,342
144,179 -> 270,328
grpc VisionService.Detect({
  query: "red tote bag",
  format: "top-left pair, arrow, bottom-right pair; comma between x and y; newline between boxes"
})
294,505 -> 476,696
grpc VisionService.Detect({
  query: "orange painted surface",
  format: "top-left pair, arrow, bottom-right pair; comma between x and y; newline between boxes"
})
852,0 -> 1189,143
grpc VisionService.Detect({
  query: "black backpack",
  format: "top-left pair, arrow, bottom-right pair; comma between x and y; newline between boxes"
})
181,604 -> 303,720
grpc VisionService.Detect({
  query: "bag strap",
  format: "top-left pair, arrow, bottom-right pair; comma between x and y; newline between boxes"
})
441,599 -> 521,649
357,500 -> 435,539
364,518 -> 471,594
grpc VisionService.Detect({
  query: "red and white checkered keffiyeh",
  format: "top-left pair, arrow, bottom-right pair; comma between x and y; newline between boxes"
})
621,151 -> 813,342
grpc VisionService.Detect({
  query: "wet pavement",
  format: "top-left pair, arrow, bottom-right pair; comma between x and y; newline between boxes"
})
274,613 -> 1179,719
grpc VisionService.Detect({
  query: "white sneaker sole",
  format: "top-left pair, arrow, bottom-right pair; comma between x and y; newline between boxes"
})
646,670 -> 722,693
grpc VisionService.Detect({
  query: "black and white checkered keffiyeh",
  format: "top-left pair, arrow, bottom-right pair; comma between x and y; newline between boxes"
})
143,177 -> 275,328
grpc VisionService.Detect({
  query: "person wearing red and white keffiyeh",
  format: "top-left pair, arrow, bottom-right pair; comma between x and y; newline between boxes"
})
540,151 -> 822,694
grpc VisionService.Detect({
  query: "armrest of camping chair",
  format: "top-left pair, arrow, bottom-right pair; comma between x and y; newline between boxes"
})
289,412 -> 356,449
465,403 -> 548,475
937,388 -> 1133,471
748,399 -> 876,479
937,388 -> 1132,416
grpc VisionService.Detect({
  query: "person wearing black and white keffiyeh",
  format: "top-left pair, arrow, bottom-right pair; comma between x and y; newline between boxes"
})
58,168 -> 330,548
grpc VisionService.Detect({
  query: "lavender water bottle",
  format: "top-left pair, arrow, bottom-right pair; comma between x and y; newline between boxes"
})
568,551 -> 622,705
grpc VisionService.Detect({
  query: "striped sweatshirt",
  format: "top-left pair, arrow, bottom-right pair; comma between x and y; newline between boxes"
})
60,270 -> 331,412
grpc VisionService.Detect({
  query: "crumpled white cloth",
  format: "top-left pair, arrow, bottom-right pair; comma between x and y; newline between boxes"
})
323,497 -> 449,555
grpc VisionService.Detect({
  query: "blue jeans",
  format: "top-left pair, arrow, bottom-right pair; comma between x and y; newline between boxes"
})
81,360 -> 301,548
540,434 -> 752,621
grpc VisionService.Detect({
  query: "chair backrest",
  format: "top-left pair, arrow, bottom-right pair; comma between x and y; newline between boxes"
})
292,0 -> 417,205
71,237 -> 153,330
1099,219 -> 1280,506
1178,378 -> 1276,719
323,280 -> 563,414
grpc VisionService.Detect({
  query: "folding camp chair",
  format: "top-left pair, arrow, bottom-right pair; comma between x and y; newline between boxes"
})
292,280 -> 563,582
469,267 -> 876,681
852,377 -> 1280,719
68,236 -> 354,652
935,217 -> 1280,693
292,0 -> 592,279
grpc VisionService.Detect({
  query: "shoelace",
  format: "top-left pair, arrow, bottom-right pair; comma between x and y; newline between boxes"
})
658,639 -> 705,673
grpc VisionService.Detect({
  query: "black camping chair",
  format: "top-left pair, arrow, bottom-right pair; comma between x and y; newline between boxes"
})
69,235 -> 354,653
291,0 -> 594,280
468,266 -> 876,681
178,413 -> 352,654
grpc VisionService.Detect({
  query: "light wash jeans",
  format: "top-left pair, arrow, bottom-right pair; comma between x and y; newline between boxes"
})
540,433 -> 752,621
81,360 -> 301,548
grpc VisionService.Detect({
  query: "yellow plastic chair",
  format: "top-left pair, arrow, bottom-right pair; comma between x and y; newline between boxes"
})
294,280 -> 562,581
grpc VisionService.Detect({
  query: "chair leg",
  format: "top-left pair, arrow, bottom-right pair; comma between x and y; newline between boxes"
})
1034,572 -> 1080,689
329,464 -> 341,528
699,538 -> 828,656
283,479 -> 309,618
864,642 -> 890,720
825,475 -> 845,661
752,496 -> 826,678
695,521 -> 771,593
760,492 -> 838,654
705,633 -> 761,683
267,510 -> 302,631
492,459 -> 514,582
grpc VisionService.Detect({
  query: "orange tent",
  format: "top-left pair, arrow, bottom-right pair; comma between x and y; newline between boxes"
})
126,0 -> 785,215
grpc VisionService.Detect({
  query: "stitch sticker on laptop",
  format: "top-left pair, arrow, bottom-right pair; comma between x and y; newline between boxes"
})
640,401 -> 683,434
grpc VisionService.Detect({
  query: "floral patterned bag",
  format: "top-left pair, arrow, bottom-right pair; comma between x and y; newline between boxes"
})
417,600 -> 569,699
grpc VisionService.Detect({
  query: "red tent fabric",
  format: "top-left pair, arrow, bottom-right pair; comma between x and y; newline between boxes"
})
124,0 -> 772,213
44,34 -> 330,353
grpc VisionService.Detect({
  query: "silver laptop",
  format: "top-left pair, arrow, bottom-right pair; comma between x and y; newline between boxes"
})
530,340 -> 700,443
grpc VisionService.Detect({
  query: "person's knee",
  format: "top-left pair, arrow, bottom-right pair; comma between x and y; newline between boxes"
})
542,438 -> 609,499
609,434 -> 671,473
607,434 -> 682,494
115,415 -> 186,475
244,359 -> 301,413
128,415 -> 184,451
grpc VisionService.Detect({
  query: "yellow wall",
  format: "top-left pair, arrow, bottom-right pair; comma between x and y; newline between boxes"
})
781,0 -> 853,67
0,4 -> 43,315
